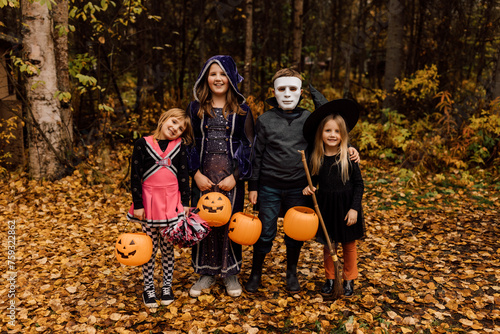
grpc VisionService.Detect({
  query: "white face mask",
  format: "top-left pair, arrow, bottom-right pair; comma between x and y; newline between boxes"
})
274,77 -> 302,110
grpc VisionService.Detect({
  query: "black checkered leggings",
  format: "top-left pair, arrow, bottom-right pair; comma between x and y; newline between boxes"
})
141,224 -> 174,290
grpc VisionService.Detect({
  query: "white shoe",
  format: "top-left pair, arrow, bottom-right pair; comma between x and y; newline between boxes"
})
189,275 -> 216,297
223,275 -> 242,297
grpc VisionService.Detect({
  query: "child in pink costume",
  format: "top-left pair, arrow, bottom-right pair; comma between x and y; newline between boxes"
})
127,108 -> 194,308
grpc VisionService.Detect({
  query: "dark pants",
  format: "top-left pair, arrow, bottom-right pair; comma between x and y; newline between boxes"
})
253,185 -> 309,254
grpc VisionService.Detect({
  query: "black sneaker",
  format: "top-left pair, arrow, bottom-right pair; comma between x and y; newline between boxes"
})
142,287 -> 158,308
160,286 -> 174,306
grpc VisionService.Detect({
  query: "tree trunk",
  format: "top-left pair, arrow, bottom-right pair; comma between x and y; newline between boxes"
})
177,0 -> 188,101
356,0 -> 367,82
329,0 -> 342,83
22,0 -> 69,179
383,0 -> 405,110
292,0 -> 304,71
199,0 -> 207,68
243,0 -> 253,97
52,0 -> 73,148
152,0 -> 165,107
134,8 -> 147,117
342,5 -> 353,98
343,46 -> 352,98
492,46 -> 500,102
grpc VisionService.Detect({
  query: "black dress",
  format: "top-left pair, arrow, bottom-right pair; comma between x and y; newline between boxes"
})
315,155 -> 365,244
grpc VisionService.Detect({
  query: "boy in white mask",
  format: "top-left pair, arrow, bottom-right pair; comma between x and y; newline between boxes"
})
246,69 -> 359,294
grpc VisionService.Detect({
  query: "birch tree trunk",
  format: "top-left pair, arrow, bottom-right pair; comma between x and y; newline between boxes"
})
243,0 -> 253,97
292,0 -> 304,71
383,0 -> 405,110
22,0 -> 69,179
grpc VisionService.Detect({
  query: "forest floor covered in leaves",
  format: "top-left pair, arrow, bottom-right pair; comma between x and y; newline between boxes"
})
1,155 -> 499,334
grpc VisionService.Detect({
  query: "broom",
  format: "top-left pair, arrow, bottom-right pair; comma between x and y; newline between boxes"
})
299,150 -> 343,299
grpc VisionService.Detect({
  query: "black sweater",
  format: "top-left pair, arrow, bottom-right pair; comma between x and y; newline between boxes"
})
249,99 -> 311,190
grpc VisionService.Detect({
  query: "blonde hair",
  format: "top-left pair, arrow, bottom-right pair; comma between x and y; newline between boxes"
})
309,114 -> 350,184
196,63 -> 245,119
153,108 -> 194,145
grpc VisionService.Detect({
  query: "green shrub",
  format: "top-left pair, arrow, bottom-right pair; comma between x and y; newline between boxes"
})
353,66 -> 499,176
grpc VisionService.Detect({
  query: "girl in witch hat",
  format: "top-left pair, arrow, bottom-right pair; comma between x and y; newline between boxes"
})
302,85 -> 366,297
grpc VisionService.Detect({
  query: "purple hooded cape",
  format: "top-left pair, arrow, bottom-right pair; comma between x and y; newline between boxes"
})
187,55 -> 254,180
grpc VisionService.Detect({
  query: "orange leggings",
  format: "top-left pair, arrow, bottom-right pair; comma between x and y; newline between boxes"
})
323,241 -> 358,280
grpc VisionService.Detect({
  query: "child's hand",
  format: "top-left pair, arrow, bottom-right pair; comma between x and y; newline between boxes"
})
134,208 -> 145,221
183,206 -> 190,216
217,174 -> 236,192
194,171 -> 215,192
349,147 -> 360,163
345,209 -> 358,226
302,186 -> 316,195
249,191 -> 258,205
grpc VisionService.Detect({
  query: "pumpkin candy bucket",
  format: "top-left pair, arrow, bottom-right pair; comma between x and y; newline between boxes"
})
283,206 -> 319,241
196,192 -> 232,227
115,232 -> 153,266
228,212 -> 262,245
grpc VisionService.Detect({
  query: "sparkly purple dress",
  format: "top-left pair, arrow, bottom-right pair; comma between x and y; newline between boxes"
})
191,108 -> 243,277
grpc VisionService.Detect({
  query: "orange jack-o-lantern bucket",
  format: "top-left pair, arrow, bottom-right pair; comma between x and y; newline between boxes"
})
115,232 -> 153,266
228,212 -> 262,245
283,206 -> 319,241
196,192 -> 232,227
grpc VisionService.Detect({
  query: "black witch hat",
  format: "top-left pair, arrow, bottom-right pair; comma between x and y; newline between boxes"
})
303,85 -> 361,146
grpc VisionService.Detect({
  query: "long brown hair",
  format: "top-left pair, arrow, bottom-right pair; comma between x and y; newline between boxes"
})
196,64 -> 246,119
309,114 -> 350,184
153,108 -> 194,145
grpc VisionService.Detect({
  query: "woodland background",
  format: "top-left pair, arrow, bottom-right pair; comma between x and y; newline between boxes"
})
0,0 -> 499,333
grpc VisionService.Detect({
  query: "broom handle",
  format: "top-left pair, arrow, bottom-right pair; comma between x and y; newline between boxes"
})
299,150 -> 338,262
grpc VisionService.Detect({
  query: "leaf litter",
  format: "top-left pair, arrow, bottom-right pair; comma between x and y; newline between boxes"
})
0,153 -> 499,333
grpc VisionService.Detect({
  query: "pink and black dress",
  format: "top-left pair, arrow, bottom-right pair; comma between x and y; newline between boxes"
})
127,135 -> 190,292
127,136 -> 190,226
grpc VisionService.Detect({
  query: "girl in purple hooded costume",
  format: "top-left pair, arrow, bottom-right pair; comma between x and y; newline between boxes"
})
186,55 -> 255,297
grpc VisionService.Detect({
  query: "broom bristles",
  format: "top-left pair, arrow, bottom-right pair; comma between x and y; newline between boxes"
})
329,249 -> 343,299
333,260 -> 343,299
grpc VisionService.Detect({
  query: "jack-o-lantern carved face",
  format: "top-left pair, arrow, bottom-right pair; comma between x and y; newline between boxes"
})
196,192 -> 232,227
115,233 -> 153,266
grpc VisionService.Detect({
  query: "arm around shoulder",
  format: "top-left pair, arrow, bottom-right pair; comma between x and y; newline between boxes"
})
348,146 -> 360,163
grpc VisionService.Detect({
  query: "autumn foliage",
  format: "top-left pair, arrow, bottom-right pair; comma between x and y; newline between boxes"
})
1,147 -> 499,333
